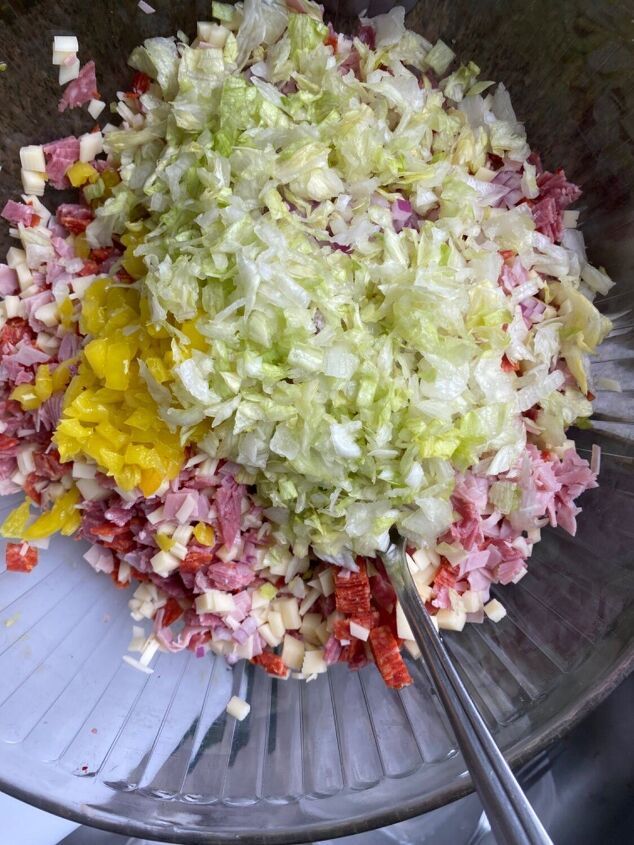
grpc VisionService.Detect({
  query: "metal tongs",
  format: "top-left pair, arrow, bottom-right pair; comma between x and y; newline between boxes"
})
380,533 -> 553,845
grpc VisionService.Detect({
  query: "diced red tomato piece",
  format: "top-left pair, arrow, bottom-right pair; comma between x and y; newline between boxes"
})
130,567 -> 151,582
6,542 -> 38,572
162,597 -> 184,627
252,652 -> 290,678
499,249 -> 515,261
369,626 -> 412,689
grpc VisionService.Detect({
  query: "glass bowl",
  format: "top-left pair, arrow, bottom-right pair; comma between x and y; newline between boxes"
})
0,1 -> 632,842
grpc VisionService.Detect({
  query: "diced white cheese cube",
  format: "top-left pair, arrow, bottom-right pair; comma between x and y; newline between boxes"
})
76,477 -> 109,501
436,608 -> 467,632
34,301 -> 59,327
275,597 -> 301,630
299,588 -> 319,616
287,575 -> 306,599
318,568 -> 335,597
349,620 -> 370,641
6,247 -> 26,268
170,542 -> 188,561
403,639 -> 421,660
150,549 -> 180,577
17,447 -> 35,475
53,35 -> 79,53
267,609 -> 285,640
52,49 -> 76,66
87,98 -> 106,120
462,590 -> 483,614
72,461 -> 97,479
194,589 -> 235,615
257,623 -> 282,648
146,506 -> 165,525
396,602 -> 414,641
15,262 -> 34,290
59,58 -> 80,85
20,145 -> 46,172
314,621 -> 329,645
4,296 -> 25,319
172,524 -> 193,546
484,599 -> 507,623
299,613 -> 321,641
302,648 -> 327,676
21,170 -> 46,196
226,695 -> 250,721
79,131 -> 104,163
281,634 -> 305,671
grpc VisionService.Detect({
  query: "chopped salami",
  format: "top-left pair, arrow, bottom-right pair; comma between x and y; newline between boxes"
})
180,546 -> 214,576
6,542 -> 39,572
334,559 -> 371,614
369,626 -> 412,689
252,652 -> 290,678
33,449 -> 70,481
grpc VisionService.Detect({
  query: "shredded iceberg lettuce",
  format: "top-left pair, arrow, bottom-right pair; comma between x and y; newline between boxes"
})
95,0 -> 611,562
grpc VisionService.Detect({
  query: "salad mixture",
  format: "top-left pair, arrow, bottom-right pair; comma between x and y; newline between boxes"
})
0,0 -> 612,694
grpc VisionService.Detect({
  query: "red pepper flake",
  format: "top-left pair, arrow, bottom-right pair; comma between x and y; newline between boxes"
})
252,652 -> 290,678
6,542 -> 39,572
368,626 -> 412,689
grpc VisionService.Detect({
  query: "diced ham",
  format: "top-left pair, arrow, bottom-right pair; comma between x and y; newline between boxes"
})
216,477 -> 244,547
59,61 -> 99,112
43,136 -> 80,189
207,561 -> 255,591
56,203 -> 93,234
1,201 -> 37,227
